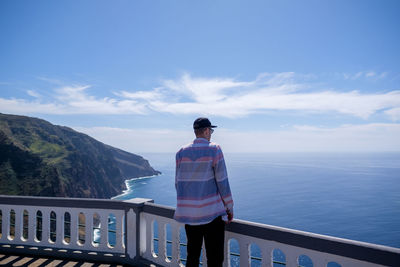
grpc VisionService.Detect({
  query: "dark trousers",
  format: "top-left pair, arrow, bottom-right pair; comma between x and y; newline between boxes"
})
185,216 -> 225,267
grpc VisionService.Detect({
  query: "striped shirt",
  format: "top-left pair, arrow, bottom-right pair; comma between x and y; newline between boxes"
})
174,138 -> 234,225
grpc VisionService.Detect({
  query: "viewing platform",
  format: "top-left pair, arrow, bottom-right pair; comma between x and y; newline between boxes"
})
0,195 -> 399,267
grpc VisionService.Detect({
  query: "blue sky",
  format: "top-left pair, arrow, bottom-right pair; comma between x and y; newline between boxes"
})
1,0 -> 400,153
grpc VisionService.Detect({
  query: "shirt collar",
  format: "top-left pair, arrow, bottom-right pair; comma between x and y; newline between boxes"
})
194,138 -> 209,143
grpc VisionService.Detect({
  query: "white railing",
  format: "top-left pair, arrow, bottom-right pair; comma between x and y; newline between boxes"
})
0,195 -> 399,267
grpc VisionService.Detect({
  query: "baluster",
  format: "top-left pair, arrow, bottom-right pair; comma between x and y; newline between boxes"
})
56,209 -> 64,247
13,207 -> 22,242
125,209 -> 136,259
14,206 -> 24,243
114,213 -> 123,251
84,210 -> 93,250
145,216 -> 154,259
240,241 -> 250,267
261,244 -> 273,267
70,210 -> 78,249
99,211 -> 109,250
41,209 -> 50,245
27,208 -> 36,245
285,249 -> 299,267
4,207 -> 11,241
171,222 -> 180,265
158,221 -> 166,264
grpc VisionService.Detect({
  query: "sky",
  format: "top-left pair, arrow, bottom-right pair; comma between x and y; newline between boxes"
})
1,0 -> 400,153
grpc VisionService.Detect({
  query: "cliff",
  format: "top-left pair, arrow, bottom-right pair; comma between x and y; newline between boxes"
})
0,113 -> 160,198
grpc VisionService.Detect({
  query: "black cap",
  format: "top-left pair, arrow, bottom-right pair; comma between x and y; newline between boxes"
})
193,117 -> 217,129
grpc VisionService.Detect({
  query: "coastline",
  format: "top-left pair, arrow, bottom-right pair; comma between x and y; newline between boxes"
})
112,174 -> 161,200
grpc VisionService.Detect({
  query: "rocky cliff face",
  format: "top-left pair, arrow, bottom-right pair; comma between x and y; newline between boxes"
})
0,113 -> 160,198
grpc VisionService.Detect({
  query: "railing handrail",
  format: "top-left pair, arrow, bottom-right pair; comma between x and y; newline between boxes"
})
141,201 -> 400,266
0,194 -> 135,210
1,195 -> 400,266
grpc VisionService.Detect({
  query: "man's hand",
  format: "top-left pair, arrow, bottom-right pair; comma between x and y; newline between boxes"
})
226,210 -> 234,224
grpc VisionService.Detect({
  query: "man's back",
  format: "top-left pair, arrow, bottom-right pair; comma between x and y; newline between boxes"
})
174,117 -> 233,267
174,138 -> 233,225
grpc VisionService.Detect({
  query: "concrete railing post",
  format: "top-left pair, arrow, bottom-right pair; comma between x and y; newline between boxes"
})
123,198 -> 154,264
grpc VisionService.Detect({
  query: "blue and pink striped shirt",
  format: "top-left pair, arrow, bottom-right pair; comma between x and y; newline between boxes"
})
174,138 -> 234,225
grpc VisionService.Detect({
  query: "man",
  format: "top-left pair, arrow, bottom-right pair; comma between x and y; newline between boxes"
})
174,117 -> 234,267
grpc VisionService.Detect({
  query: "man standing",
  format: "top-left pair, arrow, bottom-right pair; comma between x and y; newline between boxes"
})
174,117 -> 234,267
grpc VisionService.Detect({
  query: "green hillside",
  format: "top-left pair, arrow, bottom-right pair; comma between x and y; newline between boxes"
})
0,113 -> 160,198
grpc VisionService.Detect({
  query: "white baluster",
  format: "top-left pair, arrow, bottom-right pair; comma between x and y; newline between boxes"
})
56,209 -> 64,247
6,207 -> 12,241
14,207 -> 23,242
84,210 -> 93,250
41,209 -> 50,245
140,213 -> 149,258
99,211 -> 109,250
70,210 -> 78,249
171,222 -> 180,265
239,241 -> 250,266
158,221 -> 166,264
145,216 -> 154,259
285,249 -> 299,267
125,208 -> 136,260
4,207 -> 10,241
114,212 -> 123,252
261,243 -> 273,267
27,208 -> 36,245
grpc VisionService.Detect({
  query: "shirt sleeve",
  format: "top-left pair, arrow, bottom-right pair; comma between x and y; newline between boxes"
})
213,147 -> 234,213
175,150 -> 180,190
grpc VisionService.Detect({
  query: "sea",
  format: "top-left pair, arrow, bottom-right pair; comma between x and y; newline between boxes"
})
111,152 -> 400,264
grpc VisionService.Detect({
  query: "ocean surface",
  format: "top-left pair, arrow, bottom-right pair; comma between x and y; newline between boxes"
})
114,152 -> 400,249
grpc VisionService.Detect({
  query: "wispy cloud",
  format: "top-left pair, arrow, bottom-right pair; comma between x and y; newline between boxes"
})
117,89 -> 163,101
0,85 -> 147,115
27,90 -> 41,98
343,71 -> 388,80
139,72 -> 400,119
1,73 -> 400,120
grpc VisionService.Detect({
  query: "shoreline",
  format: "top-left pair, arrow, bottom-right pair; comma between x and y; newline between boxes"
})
111,174 -> 161,199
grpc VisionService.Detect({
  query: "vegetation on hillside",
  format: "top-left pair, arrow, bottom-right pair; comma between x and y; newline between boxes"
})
0,113 -> 160,198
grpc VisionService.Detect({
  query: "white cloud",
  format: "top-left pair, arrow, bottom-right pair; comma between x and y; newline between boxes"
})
162,73 -> 253,103
27,90 -> 41,98
143,73 -> 400,119
117,90 -> 163,101
0,98 -> 62,115
1,73 -> 400,120
343,71 -> 387,80
74,123 -> 400,153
